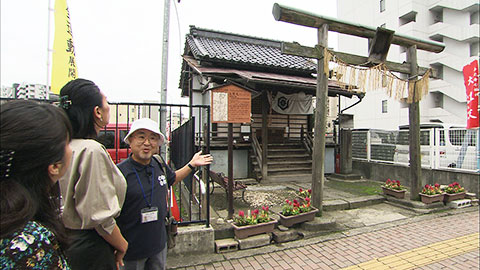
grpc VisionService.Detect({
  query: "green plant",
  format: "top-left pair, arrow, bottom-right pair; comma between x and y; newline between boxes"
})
383,179 -> 405,191
421,183 -> 442,195
298,188 -> 312,199
233,206 -> 270,226
445,182 -> 465,194
281,198 -> 312,216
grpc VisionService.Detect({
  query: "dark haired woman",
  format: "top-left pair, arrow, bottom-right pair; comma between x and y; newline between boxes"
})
0,100 -> 73,269
58,78 -> 128,270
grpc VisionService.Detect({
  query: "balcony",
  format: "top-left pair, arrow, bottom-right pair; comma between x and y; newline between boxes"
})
429,79 -> 466,102
429,50 -> 470,72
429,22 -> 479,42
429,0 -> 479,12
399,1 -> 423,18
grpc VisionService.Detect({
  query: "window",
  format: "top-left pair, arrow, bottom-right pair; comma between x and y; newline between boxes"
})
431,64 -> 443,80
399,12 -> 416,26
432,10 -> 443,24
380,0 -> 385,12
471,11 -> 479,25
433,92 -> 444,108
470,42 -> 479,57
382,100 -> 388,113
119,130 -> 129,149
97,130 -> 115,149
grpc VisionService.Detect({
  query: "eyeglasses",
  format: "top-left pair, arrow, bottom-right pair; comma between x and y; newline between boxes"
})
133,134 -> 160,144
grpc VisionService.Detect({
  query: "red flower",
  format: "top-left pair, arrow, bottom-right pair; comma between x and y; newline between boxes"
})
449,184 -> 454,188
299,188 -> 303,192
308,189 -> 312,193
238,210 -> 244,217
253,209 -> 259,215
305,197 -> 311,202
434,183 -> 440,188
293,199 -> 298,204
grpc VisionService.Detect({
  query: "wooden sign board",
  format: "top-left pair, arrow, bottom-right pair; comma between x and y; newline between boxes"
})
211,84 -> 251,123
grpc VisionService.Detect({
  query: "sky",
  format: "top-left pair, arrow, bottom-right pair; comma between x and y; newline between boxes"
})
1,0 -> 337,103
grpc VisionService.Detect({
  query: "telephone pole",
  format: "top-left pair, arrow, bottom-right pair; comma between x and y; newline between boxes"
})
160,0 -> 171,157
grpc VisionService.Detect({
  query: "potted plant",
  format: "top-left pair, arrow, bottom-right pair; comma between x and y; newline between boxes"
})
419,183 -> 444,204
231,206 -> 277,239
278,197 -> 318,227
444,181 -> 466,203
382,179 -> 407,199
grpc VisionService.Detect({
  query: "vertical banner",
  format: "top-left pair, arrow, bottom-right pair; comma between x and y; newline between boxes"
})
462,60 -> 479,129
51,0 -> 77,94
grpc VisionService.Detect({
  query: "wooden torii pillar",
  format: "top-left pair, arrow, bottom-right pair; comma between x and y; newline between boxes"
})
273,4 -> 445,212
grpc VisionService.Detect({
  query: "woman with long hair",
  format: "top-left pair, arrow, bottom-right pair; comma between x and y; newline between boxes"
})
58,78 -> 128,270
0,100 -> 73,269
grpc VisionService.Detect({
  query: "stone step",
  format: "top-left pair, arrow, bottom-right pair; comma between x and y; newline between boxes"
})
268,165 -> 312,172
268,153 -> 311,159
264,173 -> 313,182
253,165 -> 312,173
268,143 -> 304,148
252,160 -> 312,167
268,149 -> 308,155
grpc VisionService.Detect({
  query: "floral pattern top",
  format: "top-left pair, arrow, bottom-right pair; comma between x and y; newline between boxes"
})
0,221 -> 70,269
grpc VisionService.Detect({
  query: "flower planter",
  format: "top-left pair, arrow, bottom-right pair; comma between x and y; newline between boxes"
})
278,207 -> 319,227
419,193 -> 444,204
444,192 -> 466,203
231,219 -> 277,239
382,187 -> 406,199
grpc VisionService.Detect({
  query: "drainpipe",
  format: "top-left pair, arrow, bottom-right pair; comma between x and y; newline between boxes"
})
340,93 -> 364,114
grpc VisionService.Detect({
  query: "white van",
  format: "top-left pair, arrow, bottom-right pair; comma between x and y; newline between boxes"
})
393,123 -> 478,170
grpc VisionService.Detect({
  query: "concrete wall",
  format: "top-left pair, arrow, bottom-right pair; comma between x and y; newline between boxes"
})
353,160 -> 479,195
167,225 -> 214,255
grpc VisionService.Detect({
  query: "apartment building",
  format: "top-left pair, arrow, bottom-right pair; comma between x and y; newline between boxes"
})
1,83 -> 50,100
337,0 -> 479,129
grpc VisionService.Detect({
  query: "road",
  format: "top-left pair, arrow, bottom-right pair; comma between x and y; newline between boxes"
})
171,209 -> 479,270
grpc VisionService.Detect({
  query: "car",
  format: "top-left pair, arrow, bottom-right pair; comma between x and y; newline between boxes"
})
394,123 -> 478,170
96,123 -> 131,164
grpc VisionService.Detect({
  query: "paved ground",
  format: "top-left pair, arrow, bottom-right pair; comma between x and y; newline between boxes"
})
169,208 -> 479,270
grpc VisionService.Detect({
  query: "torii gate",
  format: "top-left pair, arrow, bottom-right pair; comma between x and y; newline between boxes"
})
272,3 -> 445,215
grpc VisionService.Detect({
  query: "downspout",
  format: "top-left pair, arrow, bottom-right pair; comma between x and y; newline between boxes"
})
340,93 -> 364,114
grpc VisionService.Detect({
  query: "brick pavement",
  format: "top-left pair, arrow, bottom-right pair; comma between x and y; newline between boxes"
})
171,210 -> 479,270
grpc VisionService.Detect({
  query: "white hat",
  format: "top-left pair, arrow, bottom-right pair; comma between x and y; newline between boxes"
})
124,118 -> 166,145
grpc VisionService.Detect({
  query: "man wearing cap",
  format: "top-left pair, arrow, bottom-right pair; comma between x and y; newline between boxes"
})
116,118 -> 213,270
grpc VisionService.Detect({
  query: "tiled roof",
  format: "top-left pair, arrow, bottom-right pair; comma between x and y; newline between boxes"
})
185,26 -> 316,73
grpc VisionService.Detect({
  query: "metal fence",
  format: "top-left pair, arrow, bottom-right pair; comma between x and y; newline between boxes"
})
106,102 -> 212,226
352,128 -> 480,172
1,98 -> 212,226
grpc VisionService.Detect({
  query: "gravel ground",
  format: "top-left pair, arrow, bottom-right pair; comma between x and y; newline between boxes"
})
210,186 -> 300,211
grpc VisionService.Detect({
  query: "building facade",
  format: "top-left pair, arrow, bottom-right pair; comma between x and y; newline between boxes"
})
1,83 -> 50,100
337,0 -> 479,129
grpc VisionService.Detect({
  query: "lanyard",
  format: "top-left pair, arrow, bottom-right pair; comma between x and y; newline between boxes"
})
133,167 -> 155,207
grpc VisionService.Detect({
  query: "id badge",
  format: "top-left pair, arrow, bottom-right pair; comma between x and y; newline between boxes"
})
141,207 -> 158,223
